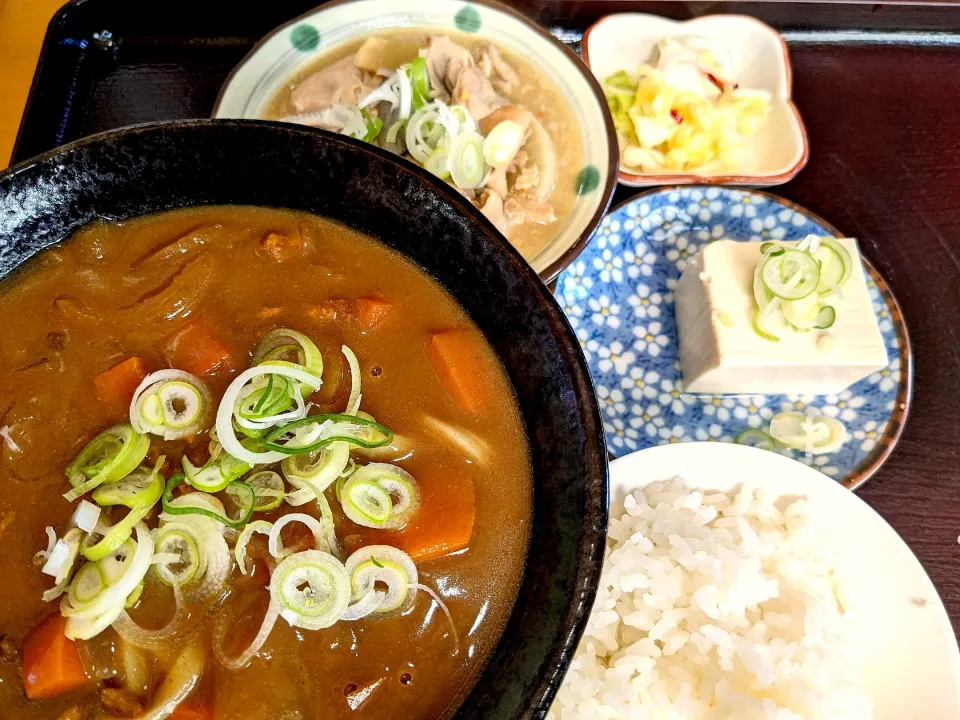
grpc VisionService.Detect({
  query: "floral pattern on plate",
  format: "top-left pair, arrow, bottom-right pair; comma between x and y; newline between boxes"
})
558,187 -> 912,488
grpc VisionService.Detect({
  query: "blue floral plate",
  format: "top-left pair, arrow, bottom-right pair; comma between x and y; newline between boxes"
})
557,187 -> 913,489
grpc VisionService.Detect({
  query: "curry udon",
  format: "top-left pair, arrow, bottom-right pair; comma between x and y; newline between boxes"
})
0,206 -> 532,719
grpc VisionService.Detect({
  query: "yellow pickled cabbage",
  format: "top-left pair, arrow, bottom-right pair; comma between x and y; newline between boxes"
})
604,43 -> 771,174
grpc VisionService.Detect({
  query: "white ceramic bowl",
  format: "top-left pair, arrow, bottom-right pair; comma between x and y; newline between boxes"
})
213,0 -> 618,282
583,14 -> 809,187
601,442 -> 960,719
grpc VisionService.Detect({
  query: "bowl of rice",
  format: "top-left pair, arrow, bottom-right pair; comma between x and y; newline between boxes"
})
549,442 -> 960,719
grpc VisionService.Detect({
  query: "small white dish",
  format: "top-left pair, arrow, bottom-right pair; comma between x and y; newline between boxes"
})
602,442 -> 960,720
213,0 -> 618,282
583,13 -> 809,187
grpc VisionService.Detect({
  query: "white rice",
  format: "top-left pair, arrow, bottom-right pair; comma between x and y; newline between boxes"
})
549,477 -> 873,720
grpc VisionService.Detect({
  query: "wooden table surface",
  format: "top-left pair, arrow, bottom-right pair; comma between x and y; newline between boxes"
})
3,0 -> 960,636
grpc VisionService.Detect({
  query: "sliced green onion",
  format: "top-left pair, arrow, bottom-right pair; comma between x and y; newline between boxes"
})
215,365 -> 322,466
238,374 -> 294,421
407,57 -> 431,109
340,463 -> 420,530
342,345 -> 362,415
65,424 -> 150,501
736,429 -> 777,451
92,460 -> 164,510
247,471 -> 285,512
160,490 -> 228,534
781,293 -> 820,331
62,523 -> 154,640
482,121 -> 525,169
271,550 -> 350,630
361,109 -> 383,142
344,545 -> 417,616
815,306 -> 836,329
81,509 -> 148,562
161,474 -> 255,530
424,145 -> 451,179
813,237 -> 852,295
281,441 -> 350,497
268,513 -> 327,559
760,249 -> 820,300
769,411 -> 848,454
82,458 -> 164,561
759,241 -> 777,254
263,414 -> 392,455
752,306 -> 782,342
152,526 -> 202,586
182,446 -> 252,493
448,131 -> 488,190
235,520 -> 273,575
130,370 -> 212,441
252,328 -> 323,383
125,580 -> 144,609
386,120 -> 406,144
152,518 -> 231,603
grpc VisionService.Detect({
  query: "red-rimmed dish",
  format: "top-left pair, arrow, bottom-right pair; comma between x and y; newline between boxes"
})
582,14 -> 809,188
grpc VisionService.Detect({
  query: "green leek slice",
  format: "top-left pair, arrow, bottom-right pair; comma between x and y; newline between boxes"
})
81,508 -> 150,562
361,109 -> 383,142
344,545 -> 418,615
92,461 -> 164,510
271,550 -> 350,631
813,237 -> 852,295
760,249 -> 820,300
252,328 -> 323,381
735,429 -> 777,451
340,463 -> 420,530
263,414 -> 392,455
235,520 -> 273,575
815,306 -> 836,329
482,121 -> 525,169
424,145 -> 451,179
247,471 -> 285,512
130,370 -> 212,441
161,474 -> 255,530
65,424 -> 150,501
752,307 -> 781,342
153,526 -> 201,586
407,57 -> 431,109
448,131 -> 488,190
81,458 -> 164,561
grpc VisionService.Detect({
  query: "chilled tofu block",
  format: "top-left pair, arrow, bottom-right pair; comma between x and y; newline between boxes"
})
675,238 -> 888,395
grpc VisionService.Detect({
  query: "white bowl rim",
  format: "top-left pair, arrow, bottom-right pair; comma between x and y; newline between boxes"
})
211,0 -> 620,283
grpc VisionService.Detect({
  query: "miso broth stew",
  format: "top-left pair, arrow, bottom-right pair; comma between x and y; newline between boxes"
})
0,207 -> 532,719
263,30 -> 584,261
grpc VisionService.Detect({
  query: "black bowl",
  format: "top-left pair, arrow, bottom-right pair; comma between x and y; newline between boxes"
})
0,120 -> 607,719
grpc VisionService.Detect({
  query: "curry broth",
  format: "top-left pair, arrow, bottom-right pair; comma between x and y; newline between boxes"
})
264,28 -> 584,260
0,207 -> 532,719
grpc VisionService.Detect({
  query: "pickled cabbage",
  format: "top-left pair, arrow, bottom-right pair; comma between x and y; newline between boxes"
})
604,38 -> 771,173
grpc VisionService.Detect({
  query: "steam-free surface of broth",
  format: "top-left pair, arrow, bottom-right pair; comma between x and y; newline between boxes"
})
0,207 -> 532,719
265,29 -> 584,260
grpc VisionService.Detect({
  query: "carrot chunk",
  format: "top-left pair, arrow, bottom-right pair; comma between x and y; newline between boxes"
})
170,701 -> 214,720
356,297 -> 393,330
22,614 -> 88,700
348,472 -> 475,562
93,356 -> 147,407
164,324 -> 234,376
426,329 -> 486,415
